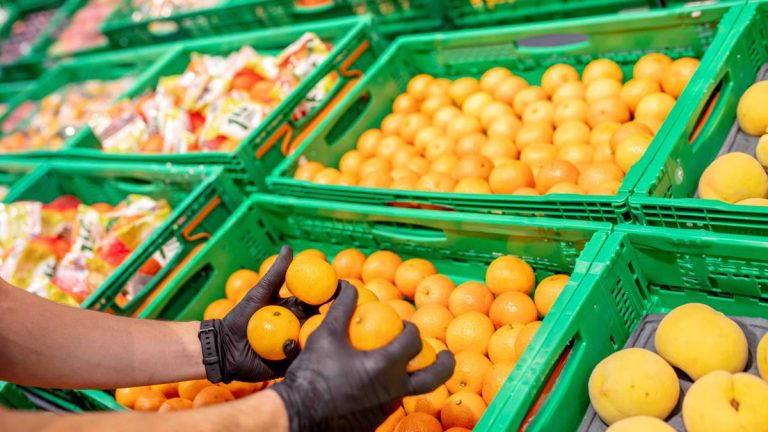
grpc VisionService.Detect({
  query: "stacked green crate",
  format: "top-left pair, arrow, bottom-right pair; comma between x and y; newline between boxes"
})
630,1 -> 768,236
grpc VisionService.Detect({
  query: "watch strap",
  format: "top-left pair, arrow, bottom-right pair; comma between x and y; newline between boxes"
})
199,320 -> 224,383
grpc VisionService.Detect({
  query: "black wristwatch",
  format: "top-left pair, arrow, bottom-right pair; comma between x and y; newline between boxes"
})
198,320 -> 226,383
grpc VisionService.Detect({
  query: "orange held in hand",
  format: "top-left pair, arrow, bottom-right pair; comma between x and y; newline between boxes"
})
285,255 -> 338,306
348,301 -> 404,351
225,269 -> 260,302
247,305 -> 300,361
406,338 -> 437,373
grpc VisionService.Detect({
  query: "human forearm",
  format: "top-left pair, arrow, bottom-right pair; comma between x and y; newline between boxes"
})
0,279 -> 204,389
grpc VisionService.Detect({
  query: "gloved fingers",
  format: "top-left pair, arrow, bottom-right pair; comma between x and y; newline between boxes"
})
319,281 -> 357,339
406,350 -> 456,396
258,340 -> 302,379
375,322 -> 422,363
282,339 -> 301,360
276,296 -> 319,322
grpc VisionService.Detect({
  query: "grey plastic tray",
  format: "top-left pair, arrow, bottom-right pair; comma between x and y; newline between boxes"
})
579,313 -> 768,431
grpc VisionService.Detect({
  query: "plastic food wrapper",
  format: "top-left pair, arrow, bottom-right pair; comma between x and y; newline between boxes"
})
94,33 -> 337,154
0,8 -> 56,64
49,0 -> 121,56
0,77 -> 135,153
0,185 -> 8,201
129,0 -> 220,21
0,194 -> 171,306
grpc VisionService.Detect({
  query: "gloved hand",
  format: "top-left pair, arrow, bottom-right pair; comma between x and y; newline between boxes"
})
204,245 -> 319,383
272,282 -> 456,432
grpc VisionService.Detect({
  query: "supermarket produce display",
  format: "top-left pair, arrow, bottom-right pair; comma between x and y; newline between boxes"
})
1,1 -> 768,431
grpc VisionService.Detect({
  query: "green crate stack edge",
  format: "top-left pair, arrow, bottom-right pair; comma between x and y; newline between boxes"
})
630,1 -> 768,236
0,381 -> 123,411
477,224 -> 768,431
57,16 -> 378,192
267,3 -> 737,223
61,193 -> 609,419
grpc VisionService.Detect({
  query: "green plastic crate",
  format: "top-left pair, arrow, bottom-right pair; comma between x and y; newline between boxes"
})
0,44 -> 171,159
478,224 -> 768,431
630,2 -> 768,236
3,161 -> 241,316
66,17 -> 378,191
0,1 -> 64,81
268,3 -> 737,223
0,158 -> 37,198
346,0 -> 444,37
0,382 -> 38,410
0,382 -> 125,412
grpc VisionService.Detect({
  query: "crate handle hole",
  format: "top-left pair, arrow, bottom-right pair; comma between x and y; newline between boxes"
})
515,34 -> 589,53
371,222 -> 447,244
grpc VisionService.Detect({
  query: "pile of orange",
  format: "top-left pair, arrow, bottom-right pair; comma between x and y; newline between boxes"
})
295,54 -> 699,197
115,379 -> 275,412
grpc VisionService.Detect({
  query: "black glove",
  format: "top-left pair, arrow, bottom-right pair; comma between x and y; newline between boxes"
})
201,245 -> 318,383
272,282 -> 455,432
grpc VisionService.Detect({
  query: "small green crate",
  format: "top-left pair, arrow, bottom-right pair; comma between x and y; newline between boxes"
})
3,161 -> 241,316
478,224 -> 768,431
0,45 -> 171,159
630,1 -> 768,236
268,3 -> 737,223
65,17 -> 378,191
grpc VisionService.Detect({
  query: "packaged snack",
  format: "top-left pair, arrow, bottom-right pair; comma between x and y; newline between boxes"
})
49,0 -> 120,56
130,0 -> 220,21
0,9 -> 56,64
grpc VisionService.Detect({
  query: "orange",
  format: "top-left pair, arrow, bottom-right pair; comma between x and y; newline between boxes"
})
392,167 -> 420,181
485,255 -> 536,295
515,121 -> 554,150
514,321 -> 542,358
455,133 -> 487,156
393,93 -> 421,114
593,143 -> 614,164
661,57 -> 699,98
522,100 -> 555,125
609,121 -> 653,151
552,81 -> 586,105
589,121 -> 621,147
394,258 -> 437,299
359,172 -> 393,189
488,161 -> 534,194
454,177 -> 492,194
433,106 -> 463,130
431,154 -> 460,176
377,407 -> 406,432
224,381 -> 259,399
332,248 -> 366,280
557,143 -> 594,170
546,182 -> 586,195
192,385 -> 235,407
441,391 -> 487,430
488,324 -> 524,364
453,154 -> 494,181
158,397 -> 193,412
359,157 -> 392,178
480,67 -> 514,92
482,362 -> 516,405
585,78 -> 622,103
425,337 -> 449,353
178,380 -> 213,401
428,78 -> 452,96
299,314 -> 324,348
578,162 -> 624,192
150,383 -> 179,398
378,135 -> 407,160
615,132 -> 653,173
425,136 -> 456,161
421,94 -> 454,118
446,351 -> 492,394
394,412 -> 443,432
512,187 -> 541,196
115,386 -> 151,409
365,279 -> 402,302
339,150 -> 366,175
582,58 -> 623,85
633,53 -> 672,84
417,172 -> 456,192
486,115 -> 522,141
587,180 -> 622,195
535,160 -> 580,194
414,126 -> 443,154
480,101 -> 516,130
392,176 -> 419,190
134,389 -> 167,412
407,338 -> 438,373
357,129 -> 384,157
403,384 -> 450,417
401,113 -> 432,144
349,301 -> 404,351
621,78 -> 661,112
446,115 -> 482,140
520,143 -> 557,171
294,161 -> 325,181
553,99 -> 588,127
414,274 -> 456,308
362,250 -> 403,283
411,304 -> 454,342
286,255 -> 338,305
553,121 -> 591,147
462,91 -> 495,118
489,292 -> 538,328
448,281 -> 494,316
312,167 -> 343,185
247,305 -> 300,361
534,274 -> 569,317
541,63 -> 580,96
382,113 -> 406,136
586,97 -> 630,128
493,75 -> 529,105
337,173 -> 358,187
445,311 -> 495,355
480,137 -> 518,161
635,117 -> 663,134
405,157 -> 431,176
225,269 -> 260,302
408,74 -> 436,100
513,86 -> 547,116
450,77 -> 481,105
634,92 -> 676,122
204,298 -> 235,320
387,299 -> 417,321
